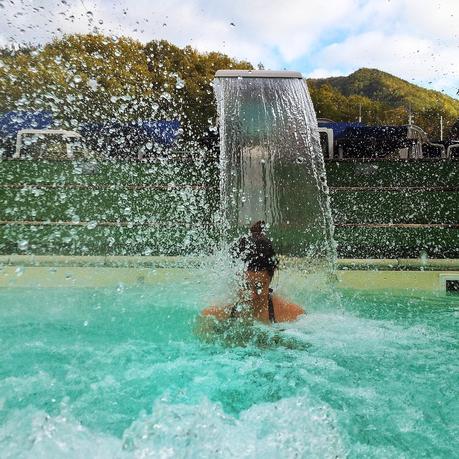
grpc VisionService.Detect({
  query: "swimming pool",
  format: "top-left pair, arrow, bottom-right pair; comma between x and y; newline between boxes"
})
0,280 -> 457,458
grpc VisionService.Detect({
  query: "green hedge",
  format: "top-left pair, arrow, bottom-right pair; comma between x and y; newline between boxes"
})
1,158 -> 458,258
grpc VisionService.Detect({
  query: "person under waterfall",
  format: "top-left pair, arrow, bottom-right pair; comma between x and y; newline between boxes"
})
201,220 -> 304,324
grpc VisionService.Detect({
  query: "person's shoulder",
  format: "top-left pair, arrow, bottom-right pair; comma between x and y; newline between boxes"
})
272,295 -> 305,322
287,302 -> 305,318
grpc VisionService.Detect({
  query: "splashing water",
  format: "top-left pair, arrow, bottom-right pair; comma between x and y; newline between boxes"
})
213,71 -> 335,267
0,285 -> 457,458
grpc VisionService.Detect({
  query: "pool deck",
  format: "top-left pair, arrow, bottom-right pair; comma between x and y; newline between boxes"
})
1,255 -> 458,292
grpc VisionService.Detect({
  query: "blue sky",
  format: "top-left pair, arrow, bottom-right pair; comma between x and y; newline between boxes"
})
1,0 -> 458,97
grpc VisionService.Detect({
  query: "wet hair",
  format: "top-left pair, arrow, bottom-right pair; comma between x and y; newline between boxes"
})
250,220 -> 266,235
233,221 -> 278,278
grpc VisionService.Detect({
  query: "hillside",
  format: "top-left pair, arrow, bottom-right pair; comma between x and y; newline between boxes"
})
307,68 -> 459,138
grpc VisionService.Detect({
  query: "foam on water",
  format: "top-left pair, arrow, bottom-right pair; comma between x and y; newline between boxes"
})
1,394 -> 345,459
0,283 -> 457,458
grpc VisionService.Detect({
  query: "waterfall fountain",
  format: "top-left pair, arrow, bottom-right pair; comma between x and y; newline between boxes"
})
213,70 -> 335,268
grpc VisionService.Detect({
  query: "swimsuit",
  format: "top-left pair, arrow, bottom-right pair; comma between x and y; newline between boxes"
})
268,288 -> 276,323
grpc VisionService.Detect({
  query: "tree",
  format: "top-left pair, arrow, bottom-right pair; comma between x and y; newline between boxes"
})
0,34 -> 253,152
143,39 -> 252,142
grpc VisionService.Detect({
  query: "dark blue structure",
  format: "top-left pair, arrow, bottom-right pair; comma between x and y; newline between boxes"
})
0,112 -> 180,158
140,120 -> 181,146
318,120 -> 364,140
336,125 -> 414,157
0,111 -> 53,137
318,120 -> 427,158
0,111 -> 53,157
79,119 -> 181,157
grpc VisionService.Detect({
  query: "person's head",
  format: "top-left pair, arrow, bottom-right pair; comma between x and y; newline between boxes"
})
246,220 -> 277,281
250,220 -> 266,236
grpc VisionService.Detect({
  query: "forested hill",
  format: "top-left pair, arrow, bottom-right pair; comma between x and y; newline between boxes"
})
307,68 -> 459,138
0,35 -> 457,141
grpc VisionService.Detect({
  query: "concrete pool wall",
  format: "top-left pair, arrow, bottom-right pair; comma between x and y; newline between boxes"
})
1,255 -> 458,293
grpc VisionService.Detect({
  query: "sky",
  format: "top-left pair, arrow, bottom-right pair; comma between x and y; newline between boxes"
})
1,0 -> 458,98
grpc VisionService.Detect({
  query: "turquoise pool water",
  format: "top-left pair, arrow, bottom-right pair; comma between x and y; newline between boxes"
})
0,281 -> 457,458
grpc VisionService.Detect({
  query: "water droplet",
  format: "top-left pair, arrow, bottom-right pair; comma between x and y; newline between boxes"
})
87,78 -> 98,91
71,215 -> 80,224
17,239 -> 29,251
83,320 -> 89,326
175,77 -> 185,89
73,75 -> 82,83
419,251 -> 428,264
86,220 -> 97,230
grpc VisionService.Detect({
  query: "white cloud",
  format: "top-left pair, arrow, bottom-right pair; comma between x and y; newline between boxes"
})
400,0 -> 459,43
0,0 -> 458,96
307,68 -> 343,79
0,0 -> 360,62
214,0 -> 358,62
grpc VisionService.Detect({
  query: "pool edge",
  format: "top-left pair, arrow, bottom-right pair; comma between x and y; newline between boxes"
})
1,255 -> 458,292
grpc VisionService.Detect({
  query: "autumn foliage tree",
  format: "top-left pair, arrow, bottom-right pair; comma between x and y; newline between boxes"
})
0,34 -> 252,149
